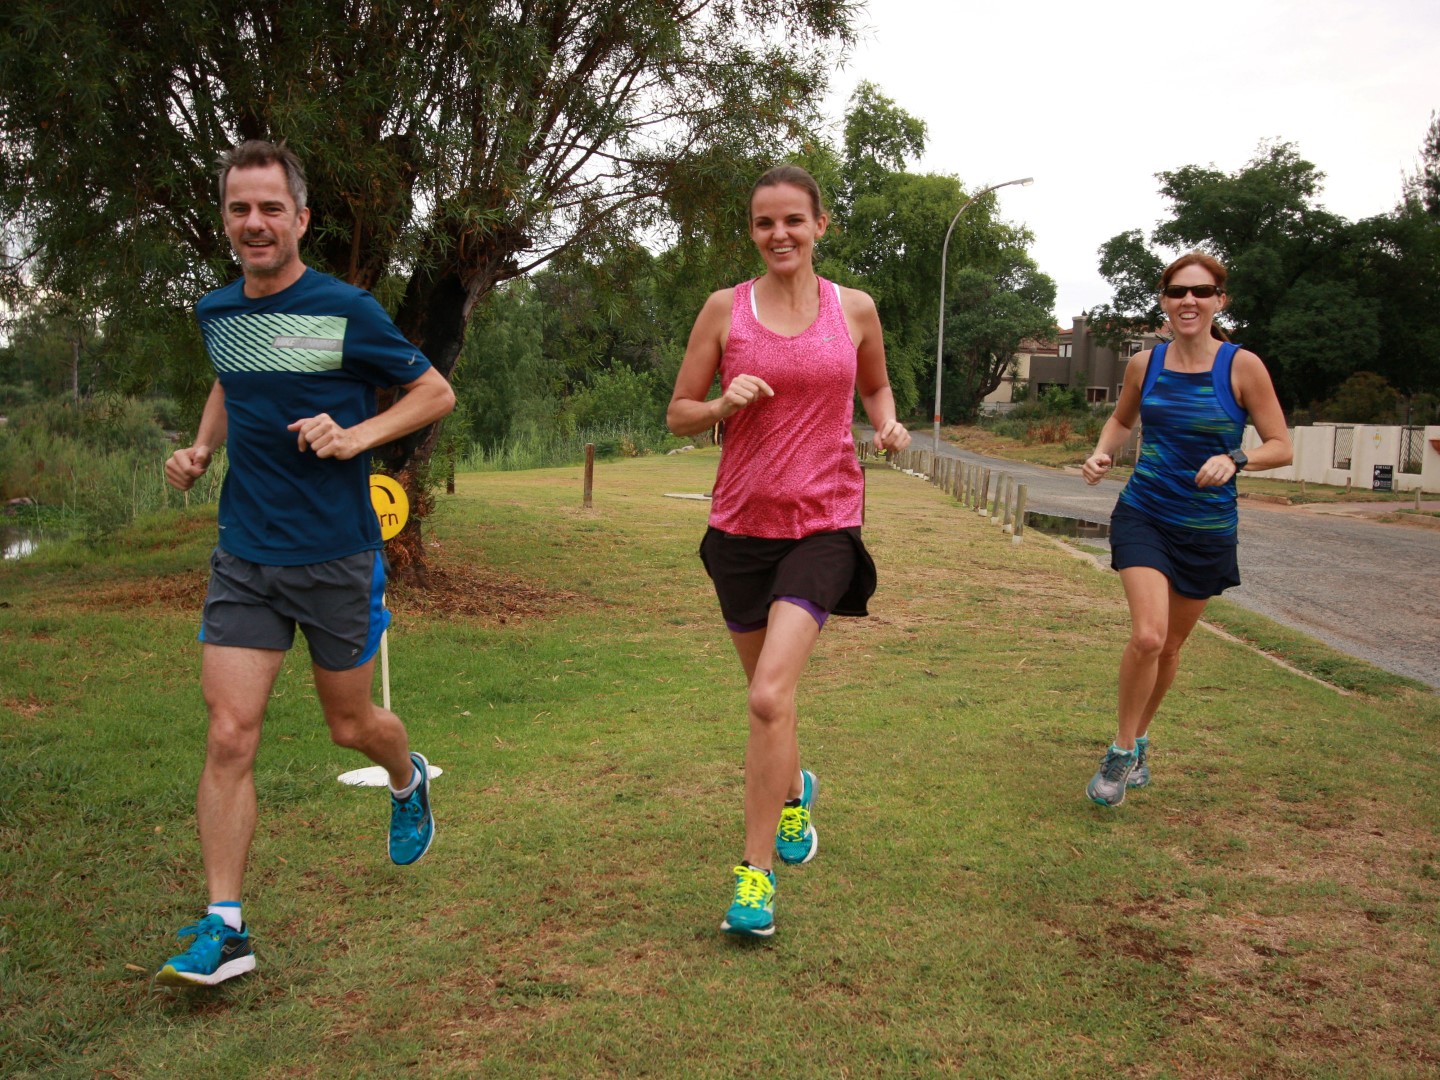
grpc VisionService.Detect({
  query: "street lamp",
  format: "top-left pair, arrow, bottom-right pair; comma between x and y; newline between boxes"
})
933,176 -> 1034,455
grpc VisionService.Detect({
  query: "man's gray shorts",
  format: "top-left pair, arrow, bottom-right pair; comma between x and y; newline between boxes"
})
199,548 -> 391,671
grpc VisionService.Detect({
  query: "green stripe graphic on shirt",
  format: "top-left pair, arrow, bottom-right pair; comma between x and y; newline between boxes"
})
201,314 -> 348,373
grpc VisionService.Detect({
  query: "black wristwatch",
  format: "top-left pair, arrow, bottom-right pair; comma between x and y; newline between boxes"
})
1226,449 -> 1248,477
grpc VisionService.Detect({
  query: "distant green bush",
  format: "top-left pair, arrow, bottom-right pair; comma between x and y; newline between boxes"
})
0,394 -> 223,546
458,418 -> 687,473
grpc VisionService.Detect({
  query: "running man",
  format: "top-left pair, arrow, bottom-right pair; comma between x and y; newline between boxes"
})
156,140 -> 455,986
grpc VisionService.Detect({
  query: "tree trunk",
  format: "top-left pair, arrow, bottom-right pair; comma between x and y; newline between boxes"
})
376,254 -> 511,583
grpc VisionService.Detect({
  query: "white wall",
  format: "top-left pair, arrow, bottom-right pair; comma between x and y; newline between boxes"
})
1244,424 -> 1438,493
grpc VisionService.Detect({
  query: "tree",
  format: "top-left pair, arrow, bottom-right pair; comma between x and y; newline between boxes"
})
1320,371 -> 1401,424
1090,141 -> 1387,409
1084,229 -> 1164,350
821,83 -> 1055,420
0,0 -> 859,572
936,257 -> 1056,418
1403,111 -> 1440,218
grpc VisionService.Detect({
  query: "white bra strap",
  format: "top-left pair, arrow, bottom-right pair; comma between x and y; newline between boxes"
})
750,279 -> 841,319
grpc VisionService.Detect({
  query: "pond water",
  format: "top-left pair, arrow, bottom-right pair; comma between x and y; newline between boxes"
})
1023,512 -> 1111,540
2,525 -> 42,560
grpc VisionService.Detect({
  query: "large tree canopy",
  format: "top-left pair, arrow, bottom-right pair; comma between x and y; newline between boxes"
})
821,83 -> 1054,419
0,0 -> 858,466
1089,136 -> 1440,410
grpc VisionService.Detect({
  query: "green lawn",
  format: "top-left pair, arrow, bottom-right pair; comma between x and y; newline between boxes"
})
2,451 -> 1437,1077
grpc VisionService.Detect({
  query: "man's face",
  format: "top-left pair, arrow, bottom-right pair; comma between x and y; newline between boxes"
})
222,163 -> 309,284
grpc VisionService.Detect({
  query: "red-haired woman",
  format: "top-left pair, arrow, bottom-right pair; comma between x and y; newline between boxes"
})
667,165 -> 910,936
1080,253 -> 1292,806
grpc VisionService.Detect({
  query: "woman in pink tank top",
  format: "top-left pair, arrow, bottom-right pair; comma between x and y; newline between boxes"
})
667,165 -> 911,939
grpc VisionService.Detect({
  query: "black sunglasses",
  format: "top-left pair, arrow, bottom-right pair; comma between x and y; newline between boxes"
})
1161,284 -> 1223,299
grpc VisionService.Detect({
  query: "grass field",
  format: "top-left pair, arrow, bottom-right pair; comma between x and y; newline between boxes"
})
2,451 -> 1438,1078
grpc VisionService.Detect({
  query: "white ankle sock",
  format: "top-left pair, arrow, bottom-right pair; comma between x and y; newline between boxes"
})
390,765 -> 421,800
208,901 -> 243,931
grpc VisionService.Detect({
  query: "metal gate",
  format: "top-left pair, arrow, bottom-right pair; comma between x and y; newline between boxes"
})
1331,426 -> 1354,470
1399,426 -> 1425,474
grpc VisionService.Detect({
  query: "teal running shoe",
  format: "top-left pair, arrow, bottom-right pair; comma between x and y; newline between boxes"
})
721,864 -> 776,938
1127,736 -> 1151,789
775,768 -> 818,866
389,752 -> 434,866
1086,745 -> 1137,807
153,914 -> 255,988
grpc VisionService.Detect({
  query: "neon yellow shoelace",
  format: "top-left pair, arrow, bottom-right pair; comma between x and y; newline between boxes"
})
776,805 -> 810,843
731,865 -> 773,908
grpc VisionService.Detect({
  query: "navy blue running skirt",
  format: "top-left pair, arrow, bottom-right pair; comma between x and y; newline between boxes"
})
1109,502 -> 1239,600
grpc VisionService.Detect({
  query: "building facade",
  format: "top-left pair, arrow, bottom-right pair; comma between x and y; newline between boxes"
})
1024,316 -> 1166,404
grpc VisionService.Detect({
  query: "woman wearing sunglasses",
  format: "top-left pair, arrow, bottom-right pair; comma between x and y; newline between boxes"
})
1080,252 -> 1292,806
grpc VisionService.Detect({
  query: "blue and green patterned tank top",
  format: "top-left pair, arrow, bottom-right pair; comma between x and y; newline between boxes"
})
1117,341 -> 1247,536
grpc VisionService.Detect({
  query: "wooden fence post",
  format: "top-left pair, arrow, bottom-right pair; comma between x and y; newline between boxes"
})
583,443 -> 594,508
1012,484 -> 1028,542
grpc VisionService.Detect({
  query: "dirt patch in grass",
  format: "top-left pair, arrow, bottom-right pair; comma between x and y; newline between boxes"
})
1154,801 -> 1440,1074
79,569 -> 211,612
41,550 -> 588,627
2,691 -> 47,719
387,557 -> 590,623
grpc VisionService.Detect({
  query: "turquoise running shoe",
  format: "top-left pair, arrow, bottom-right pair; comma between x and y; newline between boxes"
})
1087,745 -> 1137,807
153,914 -> 255,988
389,752 -> 434,866
1127,736 -> 1151,789
720,864 -> 776,938
775,768 -> 818,866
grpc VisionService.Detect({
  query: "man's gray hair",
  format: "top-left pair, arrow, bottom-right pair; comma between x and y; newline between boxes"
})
216,140 -> 308,211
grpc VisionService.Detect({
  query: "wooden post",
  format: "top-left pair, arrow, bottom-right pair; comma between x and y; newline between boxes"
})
992,474 -> 1007,525
979,468 -> 991,516
583,443 -> 594,508
446,450 -> 455,495
1002,476 -> 1016,532
1012,484 -> 1028,542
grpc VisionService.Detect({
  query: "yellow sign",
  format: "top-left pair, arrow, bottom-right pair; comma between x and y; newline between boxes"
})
369,474 -> 410,540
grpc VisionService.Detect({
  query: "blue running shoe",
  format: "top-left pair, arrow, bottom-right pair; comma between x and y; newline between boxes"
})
389,752 -> 434,865
1087,745 -> 1137,807
154,914 -> 255,988
1127,736 -> 1151,789
721,864 -> 776,938
776,768 -> 818,866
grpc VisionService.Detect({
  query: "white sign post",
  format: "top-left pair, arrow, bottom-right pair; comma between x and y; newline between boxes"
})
368,474 -> 410,711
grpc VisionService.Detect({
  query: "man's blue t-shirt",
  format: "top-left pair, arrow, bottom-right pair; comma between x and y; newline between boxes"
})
196,268 -> 432,566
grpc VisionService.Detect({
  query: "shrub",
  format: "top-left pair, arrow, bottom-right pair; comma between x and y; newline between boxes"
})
1025,418 -> 1072,444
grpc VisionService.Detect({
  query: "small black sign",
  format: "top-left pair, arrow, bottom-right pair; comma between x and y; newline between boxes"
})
1373,464 -> 1394,491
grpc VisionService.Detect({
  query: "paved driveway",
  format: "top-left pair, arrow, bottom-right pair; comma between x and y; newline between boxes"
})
879,434 -> 1440,689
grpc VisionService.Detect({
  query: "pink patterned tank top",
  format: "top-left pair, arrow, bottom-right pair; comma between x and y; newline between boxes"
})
708,276 -> 864,538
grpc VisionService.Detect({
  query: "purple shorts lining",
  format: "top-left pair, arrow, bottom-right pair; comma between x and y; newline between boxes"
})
725,595 -> 828,634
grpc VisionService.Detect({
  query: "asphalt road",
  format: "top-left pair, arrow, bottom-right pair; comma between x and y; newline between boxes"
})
880,434 -> 1440,690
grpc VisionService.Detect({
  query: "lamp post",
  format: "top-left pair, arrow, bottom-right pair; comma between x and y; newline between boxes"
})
933,176 -> 1034,454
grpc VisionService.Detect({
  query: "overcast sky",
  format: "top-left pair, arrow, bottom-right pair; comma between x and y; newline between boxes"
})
819,0 -> 1440,323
